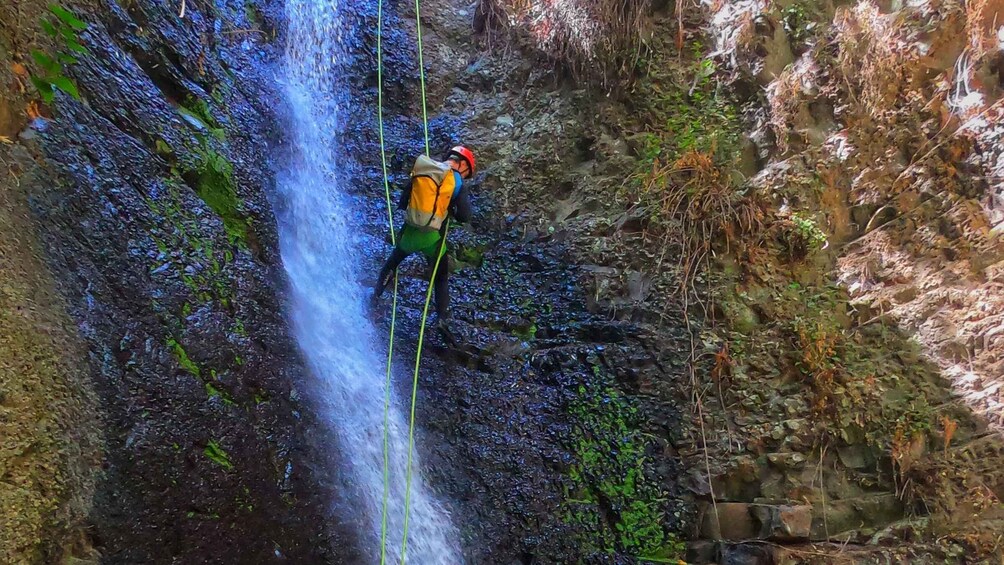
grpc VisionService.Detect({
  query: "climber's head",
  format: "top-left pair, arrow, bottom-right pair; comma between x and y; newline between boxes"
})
447,146 -> 476,179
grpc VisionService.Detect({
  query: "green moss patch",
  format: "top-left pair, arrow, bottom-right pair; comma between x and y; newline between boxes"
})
167,337 -> 201,378
563,363 -> 683,560
166,337 -> 234,404
629,41 -> 742,175
191,148 -> 250,246
179,97 -> 226,140
146,180 -> 236,306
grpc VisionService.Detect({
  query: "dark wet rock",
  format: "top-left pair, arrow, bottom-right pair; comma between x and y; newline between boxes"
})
718,543 -> 777,565
2,0 -> 336,561
699,502 -> 812,542
836,445 -> 877,471
8,0 -> 698,561
686,540 -> 719,564
712,456 -> 763,502
357,116 -> 691,560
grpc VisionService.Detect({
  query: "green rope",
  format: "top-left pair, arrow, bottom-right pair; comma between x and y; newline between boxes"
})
398,0 -> 437,560
376,0 -> 398,561
379,274 -> 397,564
400,219 -> 448,564
374,0 -> 438,560
399,0 -> 439,559
414,0 -> 430,156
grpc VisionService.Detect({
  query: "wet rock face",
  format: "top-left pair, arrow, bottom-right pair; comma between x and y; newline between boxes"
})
351,2 -> 697,561
364,220 -> 692,562
4,0 -> 335,562
352,44 -> 692,560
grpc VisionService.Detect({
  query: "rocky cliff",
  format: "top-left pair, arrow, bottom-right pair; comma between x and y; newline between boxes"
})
5,0 -> 1004,563
1,0 -> 332,562
466,0 -> 1004,562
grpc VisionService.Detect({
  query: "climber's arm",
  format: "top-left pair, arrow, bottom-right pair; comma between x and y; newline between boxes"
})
450,181 -> 472,224
397,179 -> 412,211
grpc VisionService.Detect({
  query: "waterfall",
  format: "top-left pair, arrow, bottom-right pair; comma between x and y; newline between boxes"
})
276,1 -> 460,561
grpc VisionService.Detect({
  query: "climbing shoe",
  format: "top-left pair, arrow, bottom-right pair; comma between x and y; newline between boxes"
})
369,276 -> 388,310
435,318 -> 459,347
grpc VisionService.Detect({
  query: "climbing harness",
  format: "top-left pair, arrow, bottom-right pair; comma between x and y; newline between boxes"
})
376,0 -> 451,562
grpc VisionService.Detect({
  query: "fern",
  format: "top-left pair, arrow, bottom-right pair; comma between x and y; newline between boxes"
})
30,5 -> 88,104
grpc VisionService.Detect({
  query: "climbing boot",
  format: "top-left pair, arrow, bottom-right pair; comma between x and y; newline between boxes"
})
435,318 -> 459,347
370,275 -> 388,310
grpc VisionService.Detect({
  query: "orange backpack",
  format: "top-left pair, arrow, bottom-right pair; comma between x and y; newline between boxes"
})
405,155 -> 457,231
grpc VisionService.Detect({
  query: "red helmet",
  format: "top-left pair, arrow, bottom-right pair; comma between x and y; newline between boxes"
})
448,145 -> 476,176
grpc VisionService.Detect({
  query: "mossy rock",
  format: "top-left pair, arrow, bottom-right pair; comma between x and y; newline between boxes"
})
721,296 -> 760,334
178,98 -> 225,140
190,149 -> 250,246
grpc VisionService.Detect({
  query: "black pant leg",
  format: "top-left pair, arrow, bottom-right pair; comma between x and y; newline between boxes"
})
424,247 -> 450,320
433,259 -> 450,320
374,247 -> 409,298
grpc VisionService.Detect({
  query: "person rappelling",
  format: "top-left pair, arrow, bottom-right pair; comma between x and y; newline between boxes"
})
371,145 -> 476,344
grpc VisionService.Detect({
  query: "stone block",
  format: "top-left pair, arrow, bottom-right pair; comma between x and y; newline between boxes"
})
750,503 -> 812,541
701,502 -> 813,542
810,494 -> 904,540
686,540 -> 718,563
837,444 -> 875,470
700,502 -> 757,540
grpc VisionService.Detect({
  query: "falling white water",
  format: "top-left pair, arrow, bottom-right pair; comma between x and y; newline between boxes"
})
276,0 -> 460,562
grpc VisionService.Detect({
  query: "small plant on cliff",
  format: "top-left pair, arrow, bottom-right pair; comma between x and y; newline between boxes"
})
204,440 -> 234,470
792,314 -> 841,416
626,35 -> 758,293
792,213 -> 826,247
889,400 -> 934,495
779,212 -> 827,260
782,1 -> 819,50
30,5 -> 88,103
636,149 -> 761,288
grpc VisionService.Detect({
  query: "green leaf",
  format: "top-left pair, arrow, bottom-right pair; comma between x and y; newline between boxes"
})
57,52 -> 78,65
64,37 -> 89,54
41,19 -> 59,37
30,49 -> 61,75
52,76 -> 80,100
30,76 -> 55,104
49,4 -> 88,30
203,441 -> 233,470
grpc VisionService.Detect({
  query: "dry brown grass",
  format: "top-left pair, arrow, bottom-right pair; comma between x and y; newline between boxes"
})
767,58 -> 813,155
965,0 -> 1003,62
794,317 -> 840,416
475,0 -> 653,82
635,149 -> 762,291
950,0 -> 1004,111
832,3 -> 913,119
